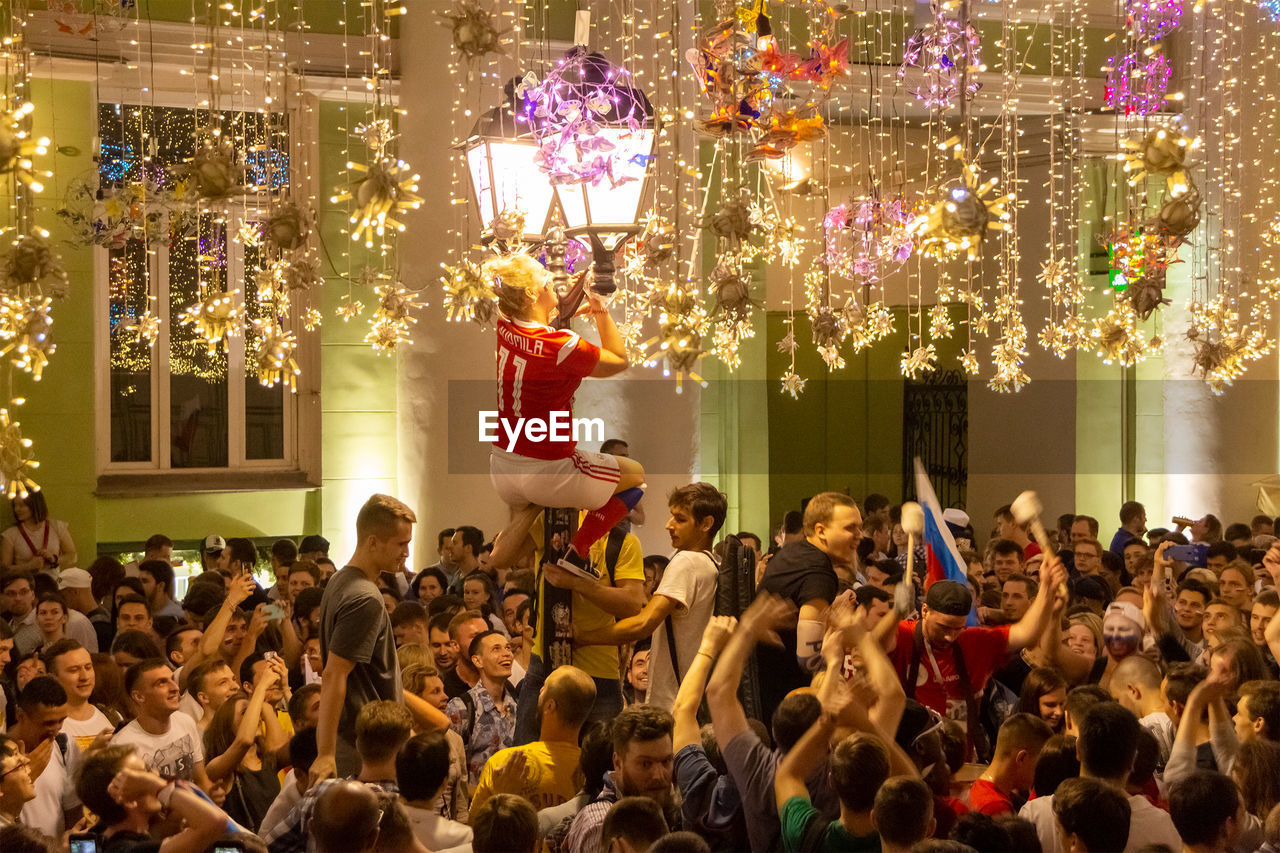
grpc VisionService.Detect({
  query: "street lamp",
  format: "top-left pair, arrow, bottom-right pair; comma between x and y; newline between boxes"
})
460,81 -> 557,244
462,51 -> 656,295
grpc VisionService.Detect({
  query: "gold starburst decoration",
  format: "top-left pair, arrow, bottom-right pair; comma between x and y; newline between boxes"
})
928,305 -> 953,339
251,318 -> 301,392
366,282 -> 423,354
332,159 -> 423,248
780,368 -> 806,398
1092,303 -> 1150,367
439,0 -> 508,64
911,142 -> 1011,260
337,295 -> 364,322
355,118 -> 396,155
1122,126 -> 1198,189
809,306 -> 847,370
0,232 -> 68,293
960,349 -> 980,375
303,308 -> 323,331
180,291 -> 243,355
1186,296 -> 1273,393
900,344 -> 937,379
0,408 -> 39,500
441,259 -> 498,325
0,296 -> 55,381
0,101 -> 50,193
640,282 -> 708,393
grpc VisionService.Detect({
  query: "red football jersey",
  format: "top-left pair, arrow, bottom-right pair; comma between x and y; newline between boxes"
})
494,315 -> 601,460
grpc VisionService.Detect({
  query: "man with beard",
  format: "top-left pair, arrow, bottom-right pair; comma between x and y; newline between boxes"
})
564,705 -> 678,853
470,664 -> 596,813
885,558 -> 1067,758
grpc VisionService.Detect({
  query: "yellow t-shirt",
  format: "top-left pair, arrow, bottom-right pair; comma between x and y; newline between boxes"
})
470,740 -> 582,814
530,519 -> 645,679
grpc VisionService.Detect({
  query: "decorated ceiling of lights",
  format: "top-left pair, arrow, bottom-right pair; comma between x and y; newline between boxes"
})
2,0 -> 1280,492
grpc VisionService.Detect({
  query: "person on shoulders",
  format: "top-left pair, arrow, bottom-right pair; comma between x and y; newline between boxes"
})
575,483 -> 727,710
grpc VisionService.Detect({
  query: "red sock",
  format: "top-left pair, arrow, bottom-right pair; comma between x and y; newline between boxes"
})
571,496 -> 629,555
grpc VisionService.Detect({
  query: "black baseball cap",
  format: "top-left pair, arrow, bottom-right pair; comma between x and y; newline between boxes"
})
924,580 -> 972,617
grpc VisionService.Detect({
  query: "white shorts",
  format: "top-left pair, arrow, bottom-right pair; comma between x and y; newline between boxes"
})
489,446 -> 621,511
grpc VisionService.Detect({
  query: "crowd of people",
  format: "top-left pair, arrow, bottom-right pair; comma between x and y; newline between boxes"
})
0,483 -> 1277,853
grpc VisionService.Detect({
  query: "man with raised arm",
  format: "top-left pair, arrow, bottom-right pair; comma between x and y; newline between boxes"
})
484,254 -> 646,578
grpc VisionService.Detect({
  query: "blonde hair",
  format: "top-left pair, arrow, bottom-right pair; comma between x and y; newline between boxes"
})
802,492 -> 857,537
487,254 -> 547,319
355,493 -> 416,540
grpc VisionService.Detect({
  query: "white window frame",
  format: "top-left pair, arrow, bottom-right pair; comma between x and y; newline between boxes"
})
93,91 -> 321,483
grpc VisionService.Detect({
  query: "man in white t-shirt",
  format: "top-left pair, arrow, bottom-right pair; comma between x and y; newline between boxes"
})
43,639 -> 113,753
576,482 -> 726,709
10,675 -> 81,838
111,658 -> 213,792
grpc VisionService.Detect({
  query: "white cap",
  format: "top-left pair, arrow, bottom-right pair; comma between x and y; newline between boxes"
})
942,508 -> 970,528
58,567 -> 92,590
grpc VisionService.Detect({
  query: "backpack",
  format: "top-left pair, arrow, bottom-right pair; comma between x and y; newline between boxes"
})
713,534 -> 762,721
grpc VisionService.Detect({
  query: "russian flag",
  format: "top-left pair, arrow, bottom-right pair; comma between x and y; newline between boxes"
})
913,458 -> 979,626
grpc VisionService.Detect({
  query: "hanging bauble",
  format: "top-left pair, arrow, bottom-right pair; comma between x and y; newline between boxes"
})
263,204 -> 311,251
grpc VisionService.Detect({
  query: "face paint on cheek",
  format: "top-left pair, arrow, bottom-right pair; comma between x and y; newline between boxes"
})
1103,625 -> 1142,658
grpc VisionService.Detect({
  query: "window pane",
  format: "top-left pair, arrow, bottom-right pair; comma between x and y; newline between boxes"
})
168,215 -> 229,469
242,240 -> 285,460
108,240 -> 153,462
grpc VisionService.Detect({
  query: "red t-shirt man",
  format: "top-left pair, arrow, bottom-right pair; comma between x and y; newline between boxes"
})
967,778 -> 1015,816
888,581 -> 1010,724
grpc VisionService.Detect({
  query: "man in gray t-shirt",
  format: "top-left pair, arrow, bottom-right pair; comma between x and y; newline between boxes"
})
313,494 -> 415,780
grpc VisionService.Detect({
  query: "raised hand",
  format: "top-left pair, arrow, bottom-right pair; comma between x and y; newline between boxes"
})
491,749 -> 532,796
740,591 -> 796,646
228,573 -> 256,608
699,615 -> 738,658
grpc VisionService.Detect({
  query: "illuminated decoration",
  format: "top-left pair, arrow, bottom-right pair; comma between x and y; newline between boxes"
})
825,197 -> 915,282
1122,126 -> 1198,187
337,295 -> 364,322
705,194 -> 755,248
900,344 -> 937,379
0,408 -> 39,500
636,216 -> 675,271
270,254 -> 324,304
366,281 -> 423,354
0,101 -> 48,193
250,318 -> 300,393
262,204 -> 310,251
1092,302 -> 1156,366
0,233 -> 68,294
524,48 -> 657,294
779,368 -> 806,398
115,307 -> 160,348
1104,51 -> 1172,116
440,258 -> 498,325
1263,0 -> 1280,21
928,305 -> 954,339
1126,0 -> 1185,41
640,284 -> 708,393
179,135 -> 247,202
898,1 -> 983,111
911,146 -> 1011,260
0,296 -> 53,381
438,0 -> 507,66
1186,296 -> 1272,394
179,291 -> 243,356
333,158 -> 423,249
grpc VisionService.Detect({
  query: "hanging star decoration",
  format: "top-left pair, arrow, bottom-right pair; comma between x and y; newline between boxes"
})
179,291 -> 243,355
366,281 -> 423,354
776,327 -> 798,354
262,204 -> 311,251
780,368 -> 806,398
641,283 -> 708,392
1092,302 -> 1154,366
1122,126 -> 1198,187
0,233 -> 69,296
0,296 -> 55,381
928,305 -> 954,339
250,318 -> 301,392
705,194 -> 756,248
0,408 -> 39,500
912,142 -> 1011,260
441,259 -> 498,325
337,294 -> 364,322
116,307 -> 161,348
709,259 -> 758,324
438,0 -> 507,65
180,133 -> 247,202
809,305 -> 847,370
0,100 -> 49,194
900,344 -> 937,379
270,254 -> 325,306
355,119 -> 397,156
960,349 -> 980,376
332,158 -> 423,248
1186,296 -> 1273,393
